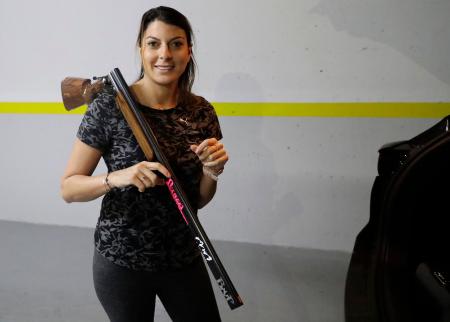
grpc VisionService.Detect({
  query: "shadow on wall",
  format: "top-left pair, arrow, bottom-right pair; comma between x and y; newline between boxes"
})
213,72 -> 278,228
212,73 -> 304,244
214,73 -> 266,102
311,0 -> 450,85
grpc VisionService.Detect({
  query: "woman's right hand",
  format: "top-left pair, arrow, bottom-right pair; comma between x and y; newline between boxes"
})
108,161 -> 171,192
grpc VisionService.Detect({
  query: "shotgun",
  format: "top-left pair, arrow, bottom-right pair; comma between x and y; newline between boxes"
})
61,68 -> 243,310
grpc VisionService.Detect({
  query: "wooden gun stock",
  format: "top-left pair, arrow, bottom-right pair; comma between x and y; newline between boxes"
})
61,77 -> 105,110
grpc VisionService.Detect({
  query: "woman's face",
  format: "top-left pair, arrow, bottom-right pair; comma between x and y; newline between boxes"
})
140,20 -> 191,89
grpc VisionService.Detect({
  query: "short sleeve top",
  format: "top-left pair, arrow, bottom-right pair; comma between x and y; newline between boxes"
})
77,87 -> 222,271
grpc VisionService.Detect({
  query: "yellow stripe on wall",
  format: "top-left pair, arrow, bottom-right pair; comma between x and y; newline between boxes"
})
213,102 -> 450,118
1,102 -> 450,118
0,102 -> 87,115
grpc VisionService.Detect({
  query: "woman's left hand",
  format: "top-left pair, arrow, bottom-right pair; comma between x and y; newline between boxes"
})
190,138 -> 228,178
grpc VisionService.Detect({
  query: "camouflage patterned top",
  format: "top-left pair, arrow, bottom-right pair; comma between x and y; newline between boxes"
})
77,88 -> 222,271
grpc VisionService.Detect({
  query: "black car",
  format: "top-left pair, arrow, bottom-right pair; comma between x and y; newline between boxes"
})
345,116 -> 450,322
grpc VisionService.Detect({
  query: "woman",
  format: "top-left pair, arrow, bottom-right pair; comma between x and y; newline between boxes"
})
61,6 -> 227,322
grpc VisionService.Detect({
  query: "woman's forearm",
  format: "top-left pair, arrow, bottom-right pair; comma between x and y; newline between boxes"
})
197,172 -> 218,209
61,174 -> 109,203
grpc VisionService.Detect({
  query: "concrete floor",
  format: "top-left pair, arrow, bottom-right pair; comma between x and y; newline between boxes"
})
0,220 -> 351,322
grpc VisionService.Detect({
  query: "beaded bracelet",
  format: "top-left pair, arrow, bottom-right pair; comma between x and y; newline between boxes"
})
203,167 -> 223,182
102,173 -> 113,193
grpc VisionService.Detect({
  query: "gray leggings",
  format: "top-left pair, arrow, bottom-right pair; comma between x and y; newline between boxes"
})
93,250 -> 221,322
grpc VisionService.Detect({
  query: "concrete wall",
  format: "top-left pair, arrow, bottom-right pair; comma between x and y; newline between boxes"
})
1,0 -> 449,252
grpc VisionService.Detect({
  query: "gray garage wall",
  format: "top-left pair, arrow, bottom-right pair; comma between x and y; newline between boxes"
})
0,0 -> 449,252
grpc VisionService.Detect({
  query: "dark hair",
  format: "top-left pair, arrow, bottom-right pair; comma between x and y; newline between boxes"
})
136,6 -> 196,99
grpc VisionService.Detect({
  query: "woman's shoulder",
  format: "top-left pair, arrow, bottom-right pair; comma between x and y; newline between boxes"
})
87,86 -> 121,117
91,86 -> 117,108
183,93 -> 214,112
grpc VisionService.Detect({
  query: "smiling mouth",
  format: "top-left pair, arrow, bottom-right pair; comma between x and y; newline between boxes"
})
155,65 -> 175,71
